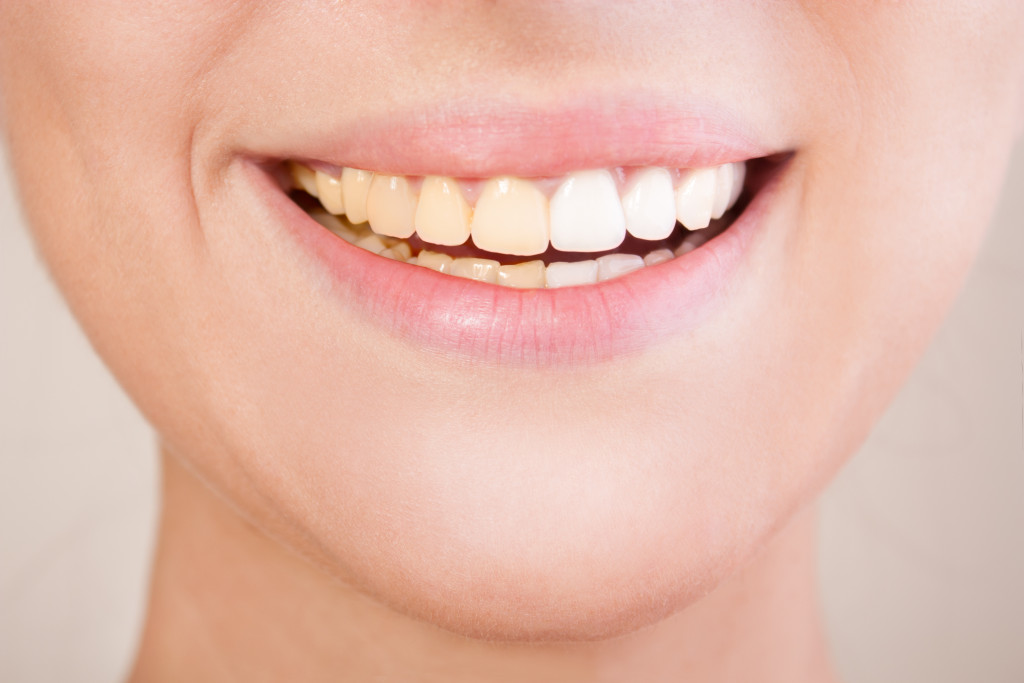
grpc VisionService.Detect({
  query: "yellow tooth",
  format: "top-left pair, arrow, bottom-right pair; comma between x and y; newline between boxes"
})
450,257 -> 500,283
416,250 -> 453,274
290,162 -> 319,197
415,176 -> 472,246
341,168 -> 373,224
354,233 -> 388,255
497,260 -> 546,289
470,177 -> 549,256
308,208 -> 359,243
366,174 -> 417,239
314,171 -> 345,215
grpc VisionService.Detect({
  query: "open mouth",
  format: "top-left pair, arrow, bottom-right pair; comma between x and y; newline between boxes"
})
284,158 -> 769,289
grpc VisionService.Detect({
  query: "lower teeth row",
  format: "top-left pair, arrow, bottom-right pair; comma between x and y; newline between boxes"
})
308,208 -> 718,289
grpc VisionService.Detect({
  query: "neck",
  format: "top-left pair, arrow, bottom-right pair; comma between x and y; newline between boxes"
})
129,450 -> 839,683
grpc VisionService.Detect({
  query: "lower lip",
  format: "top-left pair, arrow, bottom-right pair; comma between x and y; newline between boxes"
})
253,165 -> 779,367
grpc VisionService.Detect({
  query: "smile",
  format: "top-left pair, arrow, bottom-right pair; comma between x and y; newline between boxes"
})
288,161 -> 748,288
245,100 -> 789,365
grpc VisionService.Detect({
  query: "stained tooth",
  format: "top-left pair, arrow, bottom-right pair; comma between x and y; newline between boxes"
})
381,242 -> 412,261
354,233 -> 388,255
315,171 -> 346,215
470,177 -> 549,256
415,176 -> 472,246
308,208 -> 359,243
497,260 -> 546,289
290,163 -> 318,197
550,170 -> 626,252
341,168 -> 374,224
545,260 -> 599,288
675,167 -> 717,230
596,254 -> 645,281
622,168 -> 677,241
417,250 -> 453,274
366,174 -> 417,239
450,257 -> 500,283
643,248 -> 675,267
727,161 -> 746,211
710,164 -> 733,220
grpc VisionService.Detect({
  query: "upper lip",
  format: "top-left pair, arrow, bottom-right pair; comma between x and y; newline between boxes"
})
242,92 -> 774,178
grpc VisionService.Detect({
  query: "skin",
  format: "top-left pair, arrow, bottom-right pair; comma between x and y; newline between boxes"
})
2,2 -> 1023,681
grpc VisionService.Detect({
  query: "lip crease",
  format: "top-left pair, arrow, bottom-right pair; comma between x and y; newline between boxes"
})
242,98 -> 786,366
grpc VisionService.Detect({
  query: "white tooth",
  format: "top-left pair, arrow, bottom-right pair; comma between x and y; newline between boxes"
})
545,260 -> 599,288
354,234 -> 388,255
643,248 -> 675,267
366,174 -> 417,239
550,170 -> 626,252
710,164 -> 733,220
290,162 -> 318,197
622,168 -> 677,241
727,161 -> 746,211
497,260 -> 546,289
675,167 -> 717,230
315,171 -> 346,215
415,176 -> 473,246
674,230 -> 711,256
341,168 -> 374,224
596,254 -> 645,281
417,250 -> 453,274
450,257 -> 500,283
470,177 -> 549,256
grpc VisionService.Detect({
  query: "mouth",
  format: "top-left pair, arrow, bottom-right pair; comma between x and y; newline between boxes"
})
244,99 -> 789,366
286,159 -> 759,288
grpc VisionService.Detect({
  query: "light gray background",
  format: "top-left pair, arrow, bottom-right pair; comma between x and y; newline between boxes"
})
1,143 -> 1022,682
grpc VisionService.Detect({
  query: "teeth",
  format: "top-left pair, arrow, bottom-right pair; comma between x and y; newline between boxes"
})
415,176 -> 473,247
596,254 -> 645,281
497,260 -> 546,289
550,170 -> 626,252
675,167 -> 717,231
315,171 -> 345,215
728,161 -> 745,211
341,168 -> 373,224
622,168 -> 677,241
545,260 -> 599,288
290,162 -> 319,197
417,250 -> 454,274
470,177 -> 549,256
294,159 -> 752,285
450,257 -> 500,283
643,248 -> 675,267
366,174 -> 417,239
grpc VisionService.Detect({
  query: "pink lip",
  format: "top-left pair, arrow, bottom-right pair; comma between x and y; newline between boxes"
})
250,94 -> 771,178
243,98 -> 784,366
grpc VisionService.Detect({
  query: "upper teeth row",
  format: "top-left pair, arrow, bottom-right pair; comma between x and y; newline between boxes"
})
290,161 -> 745,256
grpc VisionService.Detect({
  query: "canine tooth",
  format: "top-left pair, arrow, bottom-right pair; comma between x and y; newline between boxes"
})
417,250 -> 453,274
497,261 -> 546,289
315,171 -> 345,215
341,168 -> 373,224
596,254 -> 645,281
643,248 -> 675,267
470,177 -> 549,256
290,163 -> 318,197
622,168 -> 676,241
415,176 -> 472,246
550,170 -> 626,252
675,168 -> 717,230
710,164 -> 734,220
450,257 -> 500,283
727,161 -> 746,211
545,260 -> 599,288
355,233 -> 388,255
367,174 -> 417,239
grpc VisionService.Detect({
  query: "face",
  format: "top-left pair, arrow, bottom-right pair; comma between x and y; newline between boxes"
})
2,1 -> 1022,641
